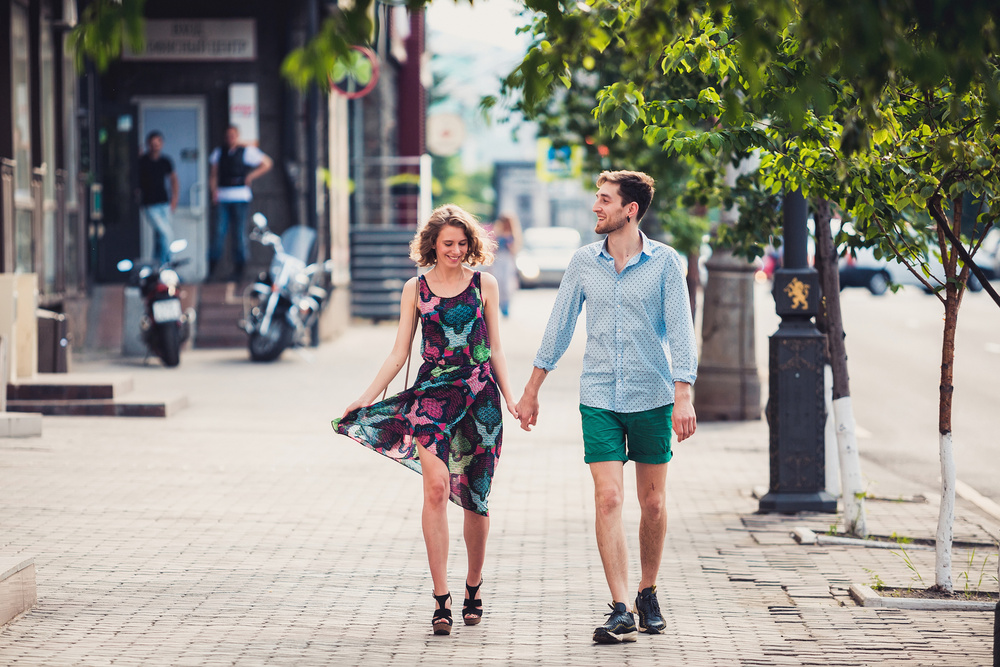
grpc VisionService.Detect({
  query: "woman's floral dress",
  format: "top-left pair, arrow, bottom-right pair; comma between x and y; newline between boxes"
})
332,272 -> 502,516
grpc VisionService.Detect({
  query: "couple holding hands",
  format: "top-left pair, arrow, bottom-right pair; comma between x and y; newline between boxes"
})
332,170 -> 698,645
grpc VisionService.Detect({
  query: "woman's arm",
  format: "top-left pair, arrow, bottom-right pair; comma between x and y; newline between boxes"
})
480,272 -> 519,418
340,277 -> 421,418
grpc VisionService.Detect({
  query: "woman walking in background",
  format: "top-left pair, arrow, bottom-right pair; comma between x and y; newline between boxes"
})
486,213 -> 522,317
332,205 -> 518,636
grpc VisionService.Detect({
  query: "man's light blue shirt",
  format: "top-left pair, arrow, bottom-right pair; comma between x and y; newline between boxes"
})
533,231 -> 698,413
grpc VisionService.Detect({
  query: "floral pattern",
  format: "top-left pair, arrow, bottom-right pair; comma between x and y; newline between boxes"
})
332,272 -> 502,516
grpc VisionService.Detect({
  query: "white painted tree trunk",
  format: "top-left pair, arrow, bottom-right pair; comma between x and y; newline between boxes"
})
833,395 -> 867,537
823,366 -> 840,498
936,431 -> 955,592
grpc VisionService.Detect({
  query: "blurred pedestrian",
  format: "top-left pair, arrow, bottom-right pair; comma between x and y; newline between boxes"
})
515,170 -> 698,645
486,212 -> 522,316
332,204 -> 519,636
137,130 -> 179,266
208,125 -> 272,281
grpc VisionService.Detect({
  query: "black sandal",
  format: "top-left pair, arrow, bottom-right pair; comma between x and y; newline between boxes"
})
463,580 -> 483,625
432,592 -> 453,635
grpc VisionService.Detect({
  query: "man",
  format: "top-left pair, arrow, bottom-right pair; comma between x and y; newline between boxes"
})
137,131 -> 179,266
515,170 -> 698,645
208,125 -> 272,281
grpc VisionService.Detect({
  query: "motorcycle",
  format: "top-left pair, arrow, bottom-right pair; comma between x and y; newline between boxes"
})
117,239 -> 195,368
240,213 -> 333,362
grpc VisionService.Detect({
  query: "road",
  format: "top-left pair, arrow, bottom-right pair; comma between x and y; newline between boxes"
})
512,279 -> 1000,504
808,283 -> 1000,504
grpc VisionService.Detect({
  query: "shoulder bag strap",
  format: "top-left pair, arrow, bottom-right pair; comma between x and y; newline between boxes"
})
382,293 -> 420,401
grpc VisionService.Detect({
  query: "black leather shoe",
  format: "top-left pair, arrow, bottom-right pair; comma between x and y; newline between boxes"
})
634,585 -> 666,634
593,602 -> 637,644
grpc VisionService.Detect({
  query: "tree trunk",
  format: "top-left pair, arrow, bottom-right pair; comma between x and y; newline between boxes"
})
934,282 -> 961,592
813,199 -> 867,536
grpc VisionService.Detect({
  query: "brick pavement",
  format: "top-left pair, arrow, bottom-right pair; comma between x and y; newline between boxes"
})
0,288 -> 996,666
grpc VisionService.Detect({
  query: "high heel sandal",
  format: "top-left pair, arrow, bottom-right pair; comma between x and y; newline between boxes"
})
432,592 -> 453,635
463,580 -> 483,625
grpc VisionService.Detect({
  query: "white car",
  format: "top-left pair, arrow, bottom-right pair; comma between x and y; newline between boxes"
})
516,227 -> 583,288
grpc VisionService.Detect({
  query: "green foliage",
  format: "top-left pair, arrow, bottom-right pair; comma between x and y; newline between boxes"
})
431,155 -> 493,218
891,549 -> 925,592
70,0 -> 146,72
862,567 -> 885,592
955,550 -> 997,599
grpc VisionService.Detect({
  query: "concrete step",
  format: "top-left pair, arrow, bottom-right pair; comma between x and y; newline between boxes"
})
6,393 -> 188,418
7,373 -> 134,401
0,412 -> 43,437
195,282 -> 247,348
0,556 -> 36,627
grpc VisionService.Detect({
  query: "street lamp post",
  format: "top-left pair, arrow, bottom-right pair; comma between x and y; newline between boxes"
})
758,189 -> 837,513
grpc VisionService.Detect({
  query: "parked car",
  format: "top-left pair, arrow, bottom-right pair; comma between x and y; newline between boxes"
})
516,226 -> 582,288
838,248 -> 894,295
839,239 -> 997,295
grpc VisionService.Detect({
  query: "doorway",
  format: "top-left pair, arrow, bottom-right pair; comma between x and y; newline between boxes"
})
134,97 -> 208,283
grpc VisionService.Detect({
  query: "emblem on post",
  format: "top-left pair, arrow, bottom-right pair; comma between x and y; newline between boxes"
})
783,277 -> 810,310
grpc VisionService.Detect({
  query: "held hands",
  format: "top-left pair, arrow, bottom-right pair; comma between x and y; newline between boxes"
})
514,392 -> 539,432
503,394 -> 520,422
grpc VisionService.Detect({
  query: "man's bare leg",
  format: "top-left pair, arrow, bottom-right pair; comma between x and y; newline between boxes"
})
589,461 -> 629,603
635,462 -> 669,590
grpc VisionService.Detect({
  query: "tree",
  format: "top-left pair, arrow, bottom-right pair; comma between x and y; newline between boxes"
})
500,0 -> 1000,592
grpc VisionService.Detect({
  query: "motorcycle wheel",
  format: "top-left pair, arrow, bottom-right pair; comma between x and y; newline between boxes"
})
157,322 -> 182,367
248,319 -> 293,362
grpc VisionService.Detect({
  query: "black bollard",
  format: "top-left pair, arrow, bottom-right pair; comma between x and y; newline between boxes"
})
994,601 -> 999,667
758,188 -> 836,513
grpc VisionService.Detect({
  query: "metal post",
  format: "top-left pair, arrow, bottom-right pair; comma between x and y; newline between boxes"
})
758,189 -> 837,513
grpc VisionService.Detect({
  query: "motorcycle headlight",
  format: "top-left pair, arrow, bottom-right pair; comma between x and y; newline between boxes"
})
159,269 -> 180,287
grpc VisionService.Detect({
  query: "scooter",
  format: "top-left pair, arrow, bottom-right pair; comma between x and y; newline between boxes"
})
240,213 -> 333,362
117,239 -> 195,367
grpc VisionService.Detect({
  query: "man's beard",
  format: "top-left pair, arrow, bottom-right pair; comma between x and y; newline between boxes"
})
595,210 -> 629,235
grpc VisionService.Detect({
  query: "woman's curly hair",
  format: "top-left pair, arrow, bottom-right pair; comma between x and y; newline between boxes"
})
409,204 -> 496,267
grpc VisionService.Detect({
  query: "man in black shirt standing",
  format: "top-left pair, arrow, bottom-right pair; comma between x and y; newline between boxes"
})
137,131 -> 179,266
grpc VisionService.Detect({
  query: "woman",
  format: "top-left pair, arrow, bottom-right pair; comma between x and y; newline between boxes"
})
486,213 -> 522,317
332,205 -> 518,636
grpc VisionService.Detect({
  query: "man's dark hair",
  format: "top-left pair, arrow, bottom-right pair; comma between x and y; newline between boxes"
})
597,170 -> 656,221
146,130 -> 164,145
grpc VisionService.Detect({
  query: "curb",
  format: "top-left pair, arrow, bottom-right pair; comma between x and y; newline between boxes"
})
849,584 -> 996,611
792,527 -> 934,550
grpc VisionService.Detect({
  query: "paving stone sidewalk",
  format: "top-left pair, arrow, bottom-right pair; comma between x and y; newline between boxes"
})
0,290 -> 997,666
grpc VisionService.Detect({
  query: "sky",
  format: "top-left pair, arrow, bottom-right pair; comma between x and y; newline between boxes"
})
424,0 -> 538,169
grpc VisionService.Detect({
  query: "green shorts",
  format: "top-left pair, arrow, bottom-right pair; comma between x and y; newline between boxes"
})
580,404 -> 674,465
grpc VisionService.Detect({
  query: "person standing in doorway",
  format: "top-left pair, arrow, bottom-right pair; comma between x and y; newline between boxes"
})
208,125 -> 272,281
137,131 -> 179,266
515,170 -> 698,645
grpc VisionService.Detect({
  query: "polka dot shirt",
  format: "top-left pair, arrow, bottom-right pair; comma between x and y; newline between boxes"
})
533,231 -> 698,413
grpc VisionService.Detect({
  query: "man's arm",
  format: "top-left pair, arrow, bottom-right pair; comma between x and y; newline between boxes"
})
209,162 -> 219,204
245,153 -> 273,187
169,170 -> 179,212
673,381 -> 696,442
514,250 -> 586,431
515,366 -> 550,431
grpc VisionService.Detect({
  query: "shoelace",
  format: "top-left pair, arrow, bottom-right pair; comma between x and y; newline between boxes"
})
604,603 -> 629,619
640,592 -> 662,616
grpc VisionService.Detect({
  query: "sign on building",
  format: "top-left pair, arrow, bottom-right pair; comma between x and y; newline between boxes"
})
123,20 -> 257,61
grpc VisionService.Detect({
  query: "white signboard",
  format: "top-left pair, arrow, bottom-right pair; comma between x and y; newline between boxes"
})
124,19 -> 256,61
228,83 -> 259,146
